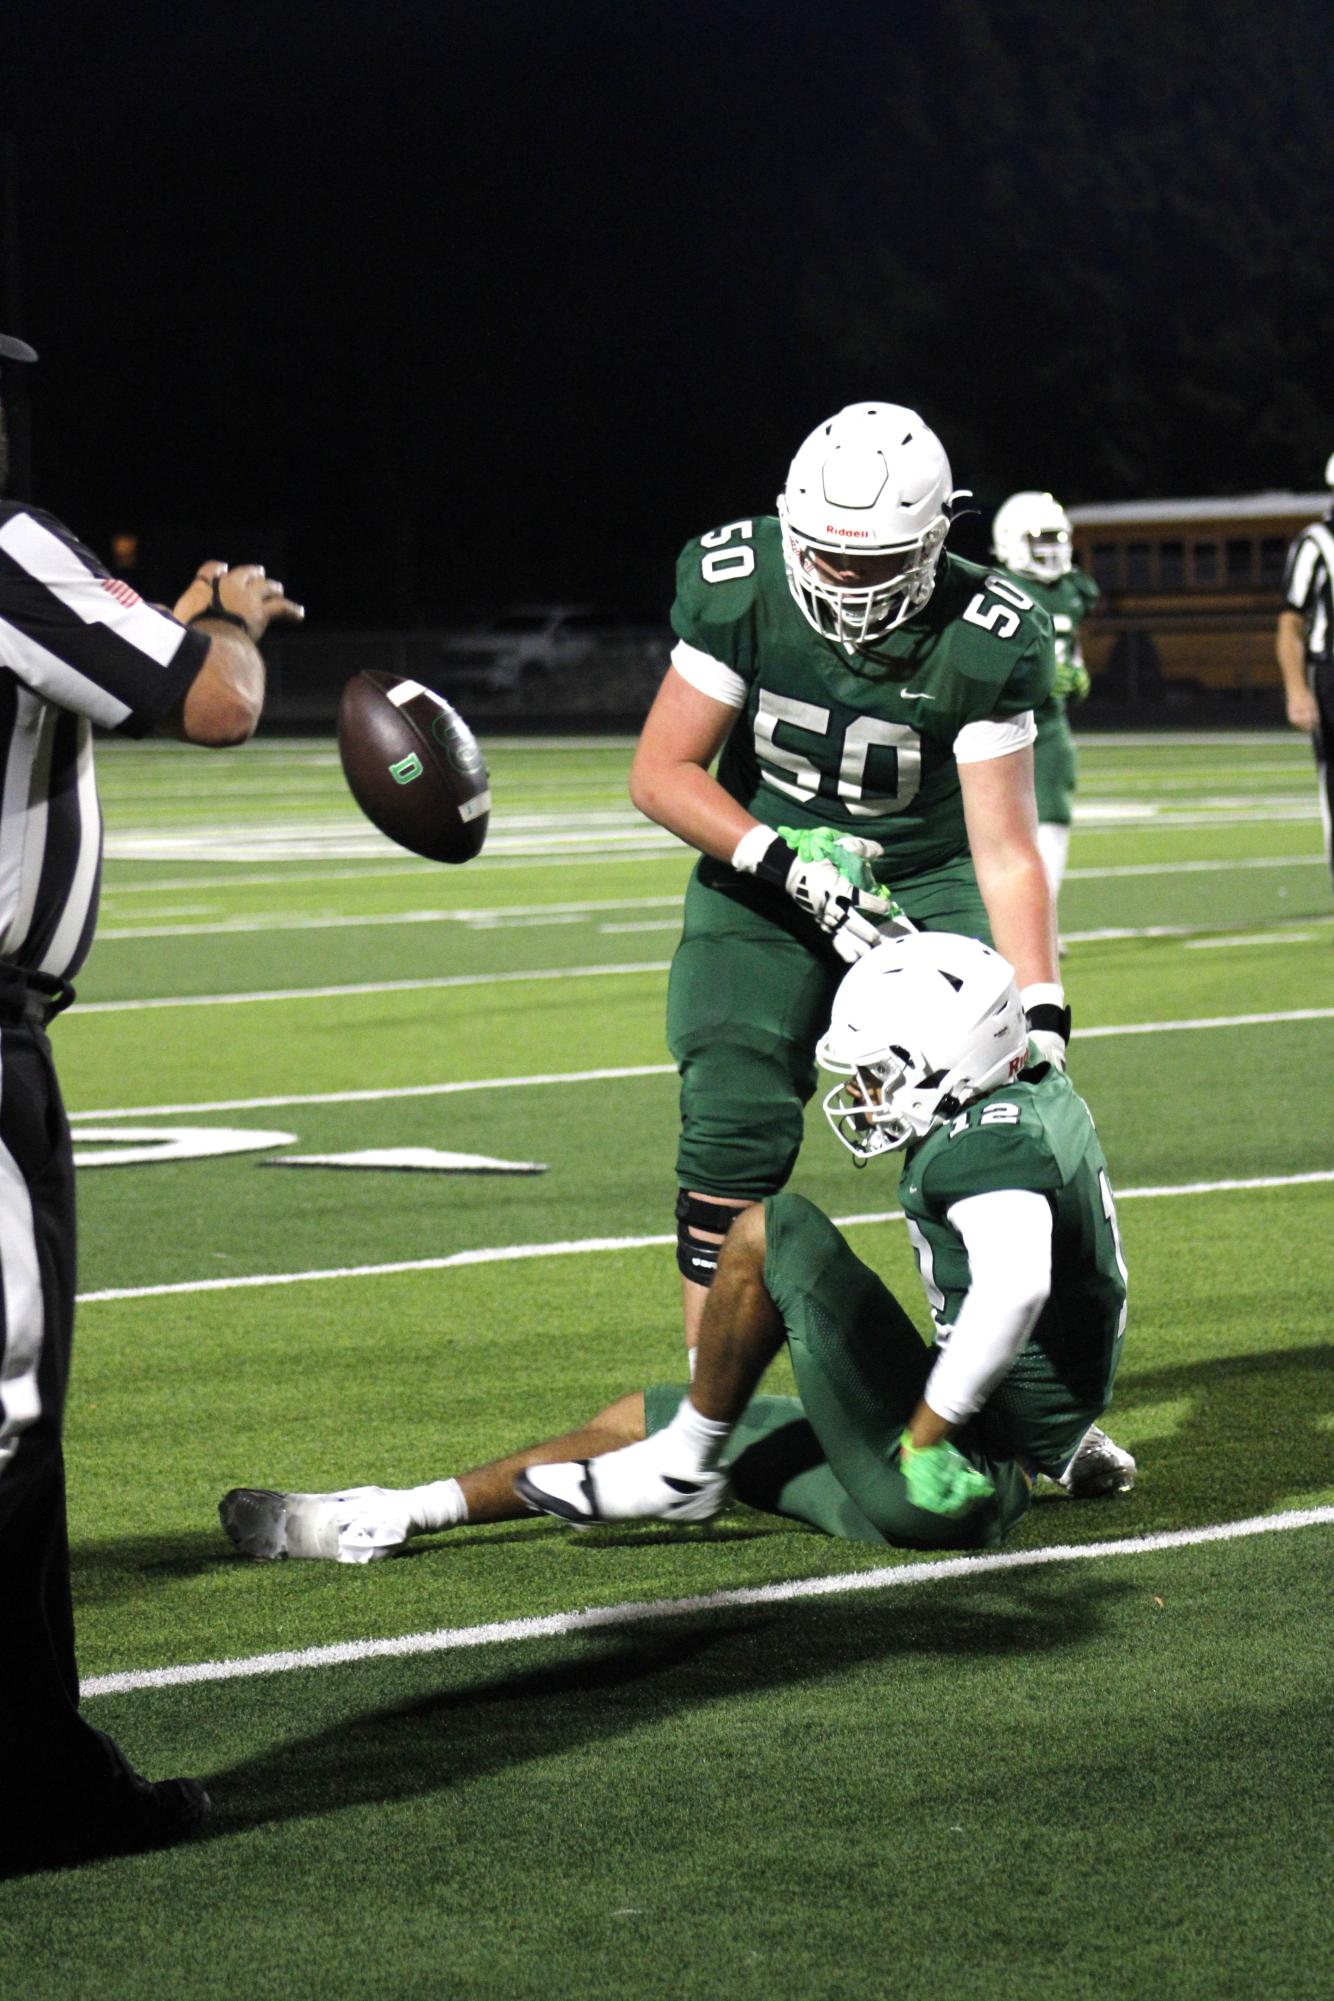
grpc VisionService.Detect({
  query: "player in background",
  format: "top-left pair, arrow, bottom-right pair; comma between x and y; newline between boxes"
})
627,404 -> 1071,1373
219,932 -> 1134,1569
1275,455 -> 1334,895
991,491 -> 1099,927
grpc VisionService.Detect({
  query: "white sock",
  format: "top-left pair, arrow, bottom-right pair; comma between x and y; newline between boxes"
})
404,1478 -> 468,1532
1037,821 -> 1070,896
662,1396 -> 732,1471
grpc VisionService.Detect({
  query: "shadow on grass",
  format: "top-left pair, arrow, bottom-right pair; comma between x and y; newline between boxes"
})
69,1509 -> 789,1603
1105,1340 -> 1334,1504
200,1574 -> 1121,1838
71,1531 -> 236,1598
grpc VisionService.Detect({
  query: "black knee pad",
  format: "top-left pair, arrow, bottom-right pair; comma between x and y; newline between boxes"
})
675,1189 -> 746,1285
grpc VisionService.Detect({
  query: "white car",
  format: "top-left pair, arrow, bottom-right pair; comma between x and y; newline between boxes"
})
436,604 -> 664,702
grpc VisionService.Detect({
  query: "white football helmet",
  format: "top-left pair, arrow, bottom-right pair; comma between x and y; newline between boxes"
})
992,490 -> 1073,581
778,403 -> 959,645
816,932 -> 1029,1160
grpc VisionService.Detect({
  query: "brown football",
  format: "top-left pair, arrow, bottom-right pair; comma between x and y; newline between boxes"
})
336,672 -> 490,863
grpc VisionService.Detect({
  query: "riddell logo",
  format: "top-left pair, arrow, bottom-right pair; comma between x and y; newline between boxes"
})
827,527 -> 871,538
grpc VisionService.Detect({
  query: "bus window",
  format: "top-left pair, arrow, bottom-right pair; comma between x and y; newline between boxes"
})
1091,544 -> 1120,590
1125,542 -> 1152,589
1193,541 -> 1219,584
1226,539 -> 1253,585
1158,540 -> 1185,589
1260,537 -> 1287,585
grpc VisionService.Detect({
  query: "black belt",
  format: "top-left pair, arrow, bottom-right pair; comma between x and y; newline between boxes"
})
0,963 -> 76,1028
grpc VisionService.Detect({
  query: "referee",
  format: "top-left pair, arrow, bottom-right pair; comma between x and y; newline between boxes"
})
1276,455 -> 1334,893
0,330 -> 302,1872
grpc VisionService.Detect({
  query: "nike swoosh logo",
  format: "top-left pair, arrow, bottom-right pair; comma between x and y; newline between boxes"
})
901,690 -> 935,700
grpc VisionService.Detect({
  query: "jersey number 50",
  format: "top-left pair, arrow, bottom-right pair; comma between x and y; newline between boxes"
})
962,573 -> 1034,640
755,689 -> 921,817
699,520 -> 756,582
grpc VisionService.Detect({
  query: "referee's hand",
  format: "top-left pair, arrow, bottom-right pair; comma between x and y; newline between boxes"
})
173,561 -> 304,643
1285,683 -> 1319,733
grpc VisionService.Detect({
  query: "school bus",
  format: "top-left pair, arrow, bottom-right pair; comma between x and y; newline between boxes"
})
1065,491 -> 1327,700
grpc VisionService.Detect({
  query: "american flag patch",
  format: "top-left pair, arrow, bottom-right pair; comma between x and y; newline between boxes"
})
98,576 -> 142,608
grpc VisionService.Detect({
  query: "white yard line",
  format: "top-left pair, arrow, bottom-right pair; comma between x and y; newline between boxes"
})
68,1063 -> 677,1122
79,1506 -> 1334,1699
65,936 -> 1334,1019
96,787 -> 1319,872
1066,812 -> 1318,836
89,858 -> 1326,941
1186,933 -> 1319,950
69,960 -> 676,1015
1064,853 -> 1325,881
102,845 -> 1322,904
98,849 -> 688,897
95,895 -> 684,943
599,920 -> 684,934
1075,733 -> 1298,747
73,1169 -> 1334,1305
87,903 -> 1333,947
1059,921 -> 1333,944
102,813 -> 679,868
100,844 -> 691,889
65,1008 -> 1334,1121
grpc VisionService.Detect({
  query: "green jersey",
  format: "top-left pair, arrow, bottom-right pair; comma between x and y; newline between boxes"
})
898,1064 -> 1128,1419
672,515 -> 1055,879
1013,567 -> 1099,716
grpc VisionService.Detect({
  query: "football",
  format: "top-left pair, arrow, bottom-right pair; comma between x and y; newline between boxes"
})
336,672 -> 490,863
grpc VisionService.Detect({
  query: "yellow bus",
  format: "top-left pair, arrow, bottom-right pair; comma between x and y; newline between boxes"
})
1066,491 -> 1327,700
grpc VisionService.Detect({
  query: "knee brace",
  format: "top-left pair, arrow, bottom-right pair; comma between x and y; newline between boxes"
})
675,1189 -> 747,1285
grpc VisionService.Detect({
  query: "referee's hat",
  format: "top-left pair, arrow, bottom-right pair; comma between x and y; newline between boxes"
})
0,334 -> 37,363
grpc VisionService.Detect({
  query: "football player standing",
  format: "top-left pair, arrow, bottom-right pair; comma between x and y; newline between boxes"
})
991,490 -> 1099,924
627,404 -> 1070,1367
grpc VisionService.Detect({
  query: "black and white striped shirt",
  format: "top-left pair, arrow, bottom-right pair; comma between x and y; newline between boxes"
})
1282,514 -> 1334,666
0,503 -> 207,982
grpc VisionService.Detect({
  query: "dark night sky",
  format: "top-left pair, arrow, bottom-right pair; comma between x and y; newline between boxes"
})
3,0 -> 1332,621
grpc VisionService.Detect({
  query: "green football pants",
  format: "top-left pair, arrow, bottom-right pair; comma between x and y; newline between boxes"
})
667,854 -> 990,1200
1033,705 -> 1078,825
646,1191 -> 1031,1552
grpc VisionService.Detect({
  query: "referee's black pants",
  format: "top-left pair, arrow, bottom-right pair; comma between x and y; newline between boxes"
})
0,1020 -> 155,1869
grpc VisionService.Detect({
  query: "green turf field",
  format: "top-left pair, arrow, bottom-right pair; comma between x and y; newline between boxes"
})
2,730 -> 1331,2000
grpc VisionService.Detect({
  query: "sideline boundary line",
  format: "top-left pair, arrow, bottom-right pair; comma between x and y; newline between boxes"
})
81,1506 -> 1334,1699
70,960 -> 675,1015
62,997 -> 1334,1066
90,855 -> 1327,942
75,1169 -> 1334,1304
89,850 -> 1334,906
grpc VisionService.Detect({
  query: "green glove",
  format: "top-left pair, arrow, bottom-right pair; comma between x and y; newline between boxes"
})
899,1432 -> 996,1515
777,824 -> 878,886
776,827 -> 906,926
1053,657 -> 1091,703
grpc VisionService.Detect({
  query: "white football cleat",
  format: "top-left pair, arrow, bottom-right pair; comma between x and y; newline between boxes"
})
219,1485 -> 412,1564
1057,1426 -> 1137,1497
514,1436 -> 730,1526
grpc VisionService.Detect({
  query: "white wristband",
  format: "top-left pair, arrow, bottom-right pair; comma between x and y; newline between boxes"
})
731,824 -> 778,874
1020,982 -> 1066,1012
